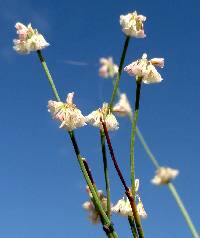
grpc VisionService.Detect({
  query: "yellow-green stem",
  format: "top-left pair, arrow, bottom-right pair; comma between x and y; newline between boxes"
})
128,216 -> 139,238
36,50 -> 118,238
100,130 -> 111,219
113,83 -> 199,238
37,50 -> 60,101
101,118 -> 144,238
168,183 -> 199,238
130,81 -> 141,197
109,36 -> 130,110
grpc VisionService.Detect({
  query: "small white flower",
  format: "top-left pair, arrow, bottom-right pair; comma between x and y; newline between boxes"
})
99,57 -> 119,78
86,103 -> 119,131
120,11 -> 146,38
111,197 -> 132,216
136,199 -> 147,219
111,197 -> 147,218
48,92 -> 86,131
111,179 -> 147,218
113,93 -> 132,116
124,53 -> 164,84
151,167 -> 179,185
83,187 -> 108,224
13,22 -> 49,54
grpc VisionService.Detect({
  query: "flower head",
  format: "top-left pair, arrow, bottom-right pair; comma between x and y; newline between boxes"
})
111,179 -> 147,218
99,57 -> 119,78
151,167 -> 179,185
83,187 -> 108,224
13,22 -> 49,54
120,11 -> 146,38
113,93 -> 132,116
86,103 -> 119,131
124,53 -> 164,84
48,92 -> 86,131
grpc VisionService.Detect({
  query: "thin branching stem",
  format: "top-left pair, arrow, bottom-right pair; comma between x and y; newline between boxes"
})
128,216 -> 139,238
100,130 -> 111,219
130,81 -> 141,197
101,118 -> 144,238
109,36 -> 130,110
167,183 -> 199,238
36,50 -> 118,238
113,82 -> 199,238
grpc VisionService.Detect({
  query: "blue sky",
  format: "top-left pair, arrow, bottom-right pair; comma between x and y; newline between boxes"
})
0,0 -> 200,237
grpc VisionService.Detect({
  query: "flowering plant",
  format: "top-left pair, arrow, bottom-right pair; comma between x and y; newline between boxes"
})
13,9 -> 199,238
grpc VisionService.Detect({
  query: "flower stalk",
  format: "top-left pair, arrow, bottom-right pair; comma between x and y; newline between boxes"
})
109,36 -> 130,110
37,50 -> 60,101
100,130 -> 111,219
101,118 -> 144,238
130,80 -> 141,197
128,216 -> 139,238
167,183 -> 199,238
113,83 -> 199,238
36,50 -> 118,238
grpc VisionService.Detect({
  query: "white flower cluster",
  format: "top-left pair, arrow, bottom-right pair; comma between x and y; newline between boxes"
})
99,57 -> 119,79
120,11 -> 146,38
151,167 -> 179,185
124,53 -> 164,84
82,187 -> 108,224
86,103 -> 119,131
113,93 -> 132,117
111,179 -> 147,218
48,92 -> 86,131
48,94 -> 119,132
13,22 -> 49,54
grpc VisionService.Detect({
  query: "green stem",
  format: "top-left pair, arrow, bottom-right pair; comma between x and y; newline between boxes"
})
135,127 -> 160,169
69,132 -> 117,238
36,50 -> 118,238
109,36 -> 130,110
100,130 -> 111,219
128,216 -> 139,238
130,81 -> 141,197
112,79 -> 160,169
37,50 -> 60,101
112,83 -> 199,238
101,118 -> 144,238
168,183 -> 199,238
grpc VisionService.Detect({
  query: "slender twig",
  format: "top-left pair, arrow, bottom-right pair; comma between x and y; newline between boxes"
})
130,81 -> 141,197
109,36 -> 130,110
36,50 -> 118,238
100,130 -> 111,219
101,118 -> 144,238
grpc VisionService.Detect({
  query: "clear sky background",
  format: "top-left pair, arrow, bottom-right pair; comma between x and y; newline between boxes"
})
0,0 -> 200,237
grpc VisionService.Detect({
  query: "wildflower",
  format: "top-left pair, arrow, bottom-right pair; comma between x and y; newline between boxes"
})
99,57 -> 119,78
124,53 -> 164,84
120,11 -> 146,38
111,179 -> 147,218
83,187 -> 108,224
48,92 -> 86,131
151,167 -> 179,185
13,22 -> 49,54
86,103 -> 119,131
113,93 -> 132,116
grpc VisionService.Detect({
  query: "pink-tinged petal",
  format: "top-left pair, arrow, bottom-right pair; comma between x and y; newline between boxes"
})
136,30 -> 146,38
66,92 -> 74,104
150,58 -> 165,68
136,15 -> 146,21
